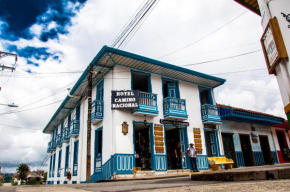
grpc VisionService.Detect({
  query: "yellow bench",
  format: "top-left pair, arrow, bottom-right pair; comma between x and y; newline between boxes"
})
207,157 -> 234,171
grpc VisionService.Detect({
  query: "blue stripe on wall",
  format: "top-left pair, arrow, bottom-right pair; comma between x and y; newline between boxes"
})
154,155 -> 167,171
236,151 -> 245,167
253,151 -> 265,165
197,155 -> 209,170
272,151 -> 279,164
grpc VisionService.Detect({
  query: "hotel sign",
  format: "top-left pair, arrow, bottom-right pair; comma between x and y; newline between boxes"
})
261,18 -> 288,74
111,90 -> 139,109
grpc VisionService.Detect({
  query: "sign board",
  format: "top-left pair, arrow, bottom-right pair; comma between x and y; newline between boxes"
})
111,90 -> 139,109
159,119 -> 189,126
261,18 -> 288,74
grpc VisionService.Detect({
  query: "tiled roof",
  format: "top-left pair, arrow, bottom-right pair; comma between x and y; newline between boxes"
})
217,104 -> 284,120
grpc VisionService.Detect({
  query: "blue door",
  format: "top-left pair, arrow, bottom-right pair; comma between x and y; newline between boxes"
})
95,129 -> 103,173
206,131 -> 219,157
168,83 -> 177,98
179,129 -> 188,169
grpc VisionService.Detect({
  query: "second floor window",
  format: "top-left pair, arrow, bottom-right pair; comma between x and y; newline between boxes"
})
200,89 -> 213,105
132,71 -> 151,93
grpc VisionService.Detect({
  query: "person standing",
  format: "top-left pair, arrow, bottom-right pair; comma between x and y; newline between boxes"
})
186,143 -> 199,172
175,142 -> 183,169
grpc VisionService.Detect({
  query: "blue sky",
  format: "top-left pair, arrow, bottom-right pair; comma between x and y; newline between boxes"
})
0,0 -> 87,65
0,0 -> 285,173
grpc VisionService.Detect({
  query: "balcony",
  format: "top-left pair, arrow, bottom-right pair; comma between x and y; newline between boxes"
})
92,100 -> 103,124
201,104 -> 222,124
51,140 -> 56,151
47,142 -> 52,153
70,120 -> 80,137
56,134 -> 62,147
62,128 -> 70,143
163,97 -> 188,120
132,92 -> 158,117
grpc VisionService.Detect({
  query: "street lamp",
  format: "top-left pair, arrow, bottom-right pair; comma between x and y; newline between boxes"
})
0,103 -> 19,107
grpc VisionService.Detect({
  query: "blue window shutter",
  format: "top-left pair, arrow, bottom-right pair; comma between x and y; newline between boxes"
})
57,150 -> 62,177
65,145 -> 70,176
73,140 -> 79,176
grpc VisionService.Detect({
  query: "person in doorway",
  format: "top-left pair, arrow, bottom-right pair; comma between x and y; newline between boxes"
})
186,143 -> 199,172
175,142 -> 183,169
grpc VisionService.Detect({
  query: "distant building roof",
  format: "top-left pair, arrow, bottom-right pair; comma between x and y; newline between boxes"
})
218,104 -> 284,125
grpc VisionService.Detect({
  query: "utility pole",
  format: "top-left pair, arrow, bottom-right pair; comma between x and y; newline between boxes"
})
86,63 -> 93,183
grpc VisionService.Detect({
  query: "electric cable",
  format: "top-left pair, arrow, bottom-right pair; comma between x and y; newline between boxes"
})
158,11 -> 248,59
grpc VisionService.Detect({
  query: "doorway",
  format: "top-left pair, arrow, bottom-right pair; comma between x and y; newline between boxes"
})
222,133 -> 237,167
239,134 -> 254,166
276,130 -> 289,161
205,130 -> 219,157
259,135 -> 273,165
165,127 -> 188,170
134,124 -> 152,170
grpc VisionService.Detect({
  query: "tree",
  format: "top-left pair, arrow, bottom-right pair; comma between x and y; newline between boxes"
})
43,172 -> 47,182
16,163 -> 30,184
0,175 -> 3,186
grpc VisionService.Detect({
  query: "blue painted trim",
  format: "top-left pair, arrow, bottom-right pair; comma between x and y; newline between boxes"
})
235,151 -> 245,167
115,153 -> 134,174
272,151 -> 279,164
57,181 -> 60,184
63,181 -> 68,184
80,181 -> 87,184
52,153 -> 56,177
72,181 -> 77,184
197,155 -> 209,170
47,181 -> 54,185
253,151 -> 265,165
219,107 -> 284,125
64,145 -> 69,176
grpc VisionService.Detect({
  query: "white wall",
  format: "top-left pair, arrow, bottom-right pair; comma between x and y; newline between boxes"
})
220,120 -> 276,152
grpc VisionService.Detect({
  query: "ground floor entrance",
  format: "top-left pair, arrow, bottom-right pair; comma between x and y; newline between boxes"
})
134,123 -> 152,170
276,130 -> 290,162
205,129 -> 220,157
259,135 -> 273,165
165,126 -> 189,170
240,134 -> 254,166
222,133 -> 237,167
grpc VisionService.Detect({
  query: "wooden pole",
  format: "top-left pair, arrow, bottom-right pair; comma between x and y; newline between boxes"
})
86,63 -> 93,183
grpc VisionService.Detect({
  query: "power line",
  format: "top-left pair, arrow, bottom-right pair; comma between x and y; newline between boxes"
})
0,100 -> 63,116
209,68 -> 267,75
164,42 -> 260,61
182,50 -> 262,66
158,11 -> 248,59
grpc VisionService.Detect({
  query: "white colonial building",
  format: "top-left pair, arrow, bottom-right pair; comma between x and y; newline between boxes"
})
44,46 -> 286,184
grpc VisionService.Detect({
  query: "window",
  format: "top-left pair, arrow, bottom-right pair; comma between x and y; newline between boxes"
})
162,79 -> 179,98
52,153 -> 56,177
132,72 -> 151,93
73,140 -> 79,176
57,150 -> 62,177
65,145 -> 69,176
49,155 -> 53,178
199,89 -> 213,105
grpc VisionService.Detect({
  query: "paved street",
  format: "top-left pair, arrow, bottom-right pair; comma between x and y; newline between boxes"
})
1,177 -> 290,192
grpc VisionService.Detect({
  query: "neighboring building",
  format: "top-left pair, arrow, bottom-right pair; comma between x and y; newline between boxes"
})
233,0 -> 290,126
272,121 -> 290,163
218,104 -> 284,168
44,46 -> 226,184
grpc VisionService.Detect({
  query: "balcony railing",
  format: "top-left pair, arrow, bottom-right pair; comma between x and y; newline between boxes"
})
92,100 -> 103,124
56,134 -> 62,147
201,104 -> 221,124
70,120 -> 80,137
132,92 -> 158,116
51,140 -> 56,151
163,97 -> 188,120
62,128 -> 70,142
